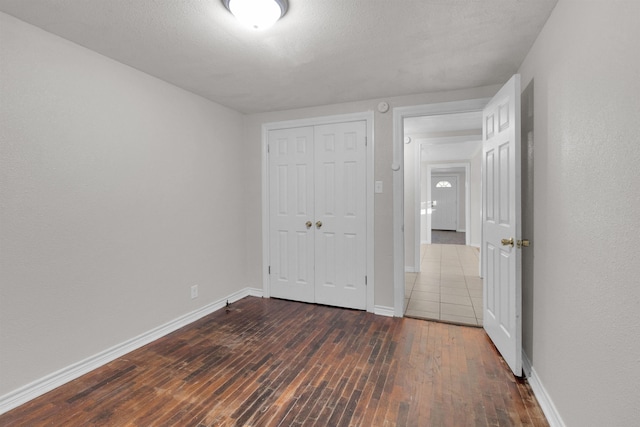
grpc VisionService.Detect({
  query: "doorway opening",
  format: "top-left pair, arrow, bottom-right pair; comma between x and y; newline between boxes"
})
393,99 -> 489,321
394,76 -> 525,376
426,163 -> 471,246
403,111 -> 483,327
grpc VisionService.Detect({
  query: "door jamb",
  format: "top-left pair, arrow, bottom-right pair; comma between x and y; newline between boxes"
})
261,111 -> 375,313
393,99 -> 490,317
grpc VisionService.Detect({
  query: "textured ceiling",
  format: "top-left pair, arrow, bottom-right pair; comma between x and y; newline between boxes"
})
0,0 -> 557,114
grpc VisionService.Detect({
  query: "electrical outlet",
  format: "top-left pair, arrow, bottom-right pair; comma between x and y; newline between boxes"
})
190,285 -> 198,299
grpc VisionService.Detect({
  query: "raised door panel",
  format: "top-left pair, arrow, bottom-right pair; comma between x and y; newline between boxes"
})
482,75 -> 522,376
268,127 -> 315,303
314,121 -> 367,310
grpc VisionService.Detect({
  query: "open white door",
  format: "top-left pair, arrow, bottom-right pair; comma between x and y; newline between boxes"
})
482,75 -> 522,376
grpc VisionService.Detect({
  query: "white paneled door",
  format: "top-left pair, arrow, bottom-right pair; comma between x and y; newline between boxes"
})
482,75 -> 522,376
431,175 -> 458,231
314,123 -> 367,309
268,126 -> 316,303
268,121 -> 367,310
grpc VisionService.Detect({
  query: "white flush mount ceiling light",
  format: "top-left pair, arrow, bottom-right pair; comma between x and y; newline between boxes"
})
222,0 -> 288,30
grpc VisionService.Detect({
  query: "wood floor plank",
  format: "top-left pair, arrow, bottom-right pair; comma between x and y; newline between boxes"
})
0,297 -> 549,426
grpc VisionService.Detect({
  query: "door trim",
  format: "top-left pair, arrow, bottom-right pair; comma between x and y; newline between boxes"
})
261,112 -> 375,313
392,99 -> 490,317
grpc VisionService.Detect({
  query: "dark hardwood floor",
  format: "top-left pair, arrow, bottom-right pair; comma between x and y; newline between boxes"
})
0,297 -> 548,426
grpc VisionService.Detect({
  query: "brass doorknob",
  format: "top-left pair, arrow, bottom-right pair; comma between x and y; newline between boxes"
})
316,221 -> 322,229
501,237 -> 514,247
517,239 -> 530,248
305,221 -> 312,229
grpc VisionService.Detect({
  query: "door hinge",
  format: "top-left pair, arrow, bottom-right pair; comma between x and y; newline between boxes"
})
268,266 -> 271,274
365,275 -> 368,285
267,144 -> 270,154
365,136 -> 368,146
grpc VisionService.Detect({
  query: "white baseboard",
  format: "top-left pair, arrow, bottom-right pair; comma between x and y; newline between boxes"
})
456,228 -> 466,233
0,287 -> 262,415
522,352 -> 566,427
246,287 -> 264,298
404,267 -> 417,273
374,305 -> 395,317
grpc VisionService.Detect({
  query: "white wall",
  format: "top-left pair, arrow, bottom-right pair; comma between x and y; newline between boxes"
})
469,149 -> 482,247
518,1 -> 640,425
457,173 -> 465,231
404,139 -> 418,270
243,86 -> 501,308
420,166 -> 428,243
0,13 -> 246,397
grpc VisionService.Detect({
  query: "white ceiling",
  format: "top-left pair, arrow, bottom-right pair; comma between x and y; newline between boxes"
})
405,111 -> 482,137
432,166 -> 466,175
405,111 -> 482,163
0,0 -> 557,114
421,139 -> 481,163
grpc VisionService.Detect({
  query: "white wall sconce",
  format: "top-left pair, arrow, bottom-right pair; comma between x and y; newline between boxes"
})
222,0 -> 289,30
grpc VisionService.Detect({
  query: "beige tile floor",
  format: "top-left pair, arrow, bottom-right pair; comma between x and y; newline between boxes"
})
405,244 -> 483,327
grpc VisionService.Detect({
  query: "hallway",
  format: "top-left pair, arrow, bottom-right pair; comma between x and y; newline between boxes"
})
405,244 -> 483,327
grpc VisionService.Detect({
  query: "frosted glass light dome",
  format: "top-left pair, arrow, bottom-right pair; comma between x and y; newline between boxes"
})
223,0 -> 289,30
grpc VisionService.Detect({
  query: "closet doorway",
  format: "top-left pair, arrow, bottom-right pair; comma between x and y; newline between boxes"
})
262,113 -> 375,312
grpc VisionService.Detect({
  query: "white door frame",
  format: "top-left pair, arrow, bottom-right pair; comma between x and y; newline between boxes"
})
424,163 -> 471,245
262,111 -> 375,313
393,99 -> 490,317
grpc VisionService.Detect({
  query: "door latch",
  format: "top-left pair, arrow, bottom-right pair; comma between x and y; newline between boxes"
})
501,237 -> 514,247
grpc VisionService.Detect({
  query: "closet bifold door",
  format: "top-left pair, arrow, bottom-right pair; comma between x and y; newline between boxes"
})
313,121 -> 367,310
268,121 -> 367,310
